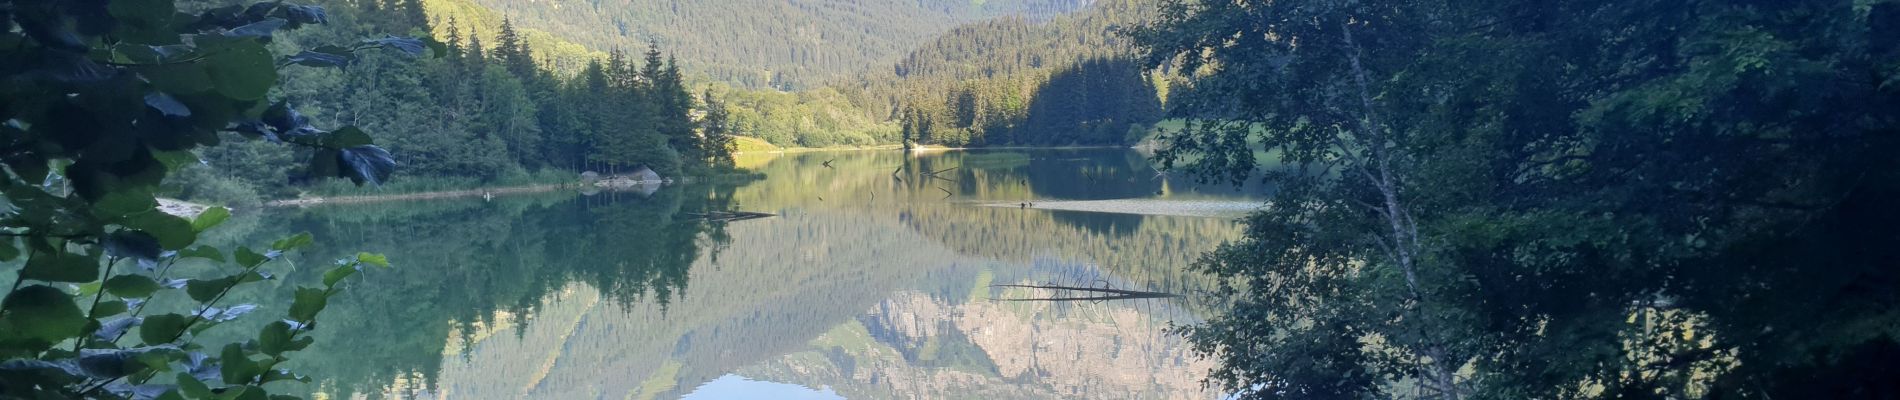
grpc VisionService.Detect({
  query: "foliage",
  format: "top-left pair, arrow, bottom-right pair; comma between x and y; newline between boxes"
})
1131,0 -> 1900,398
712,86 -> 899,148
697,90 -> 738,170
839,0 -> 1163,115
409,0 -> 1167,150
179,1 -> 727,202
897,56 -> 1163,147
841,0 -> 1168,148
0,0 -> 427,398
436,0 -> 1096,89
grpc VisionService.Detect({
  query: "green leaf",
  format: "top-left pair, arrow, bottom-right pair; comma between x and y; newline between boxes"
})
105,275 -> 163,298
140,314 -> 190,345
152,149 -> 201,170
3,148 -> 50,184
192,207 -> 230,232
23,249 -> 100,283
122,212 -> 197,250
112,43 -> 193,65
92,300 -> 129,317
0,238 -> 17,262
2,285 -> 89,343
94,191 -> 159,221
105,230 -> 164,261
220,343 -> 259,384
261,368 -> 310,383
269,232 -> 313,251
107,0 -> 175,27
234,246 -> 270,268
177,245 -> 225,262
176,372 -> 211,398
287,288 -> 328,322
203,41 -> 276,101
317,126 -> 375,148
321,265 -> 355,287
143,62 -> 216,94
225,385 -> 270,400
78,281 -> 104,297
422,36 -> 449,58
257,321 -> 291,356
185,277 -> 237,302
287,335 -> 313,352
356,252 -> 389,268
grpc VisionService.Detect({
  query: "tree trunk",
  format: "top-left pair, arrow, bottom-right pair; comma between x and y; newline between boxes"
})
1342,20 -> 1462,400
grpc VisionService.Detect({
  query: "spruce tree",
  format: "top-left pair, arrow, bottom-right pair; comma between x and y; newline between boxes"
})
494,18 -> 537,79
641,42 -> 666,86
464,32 -> 486,69
699,89 -> 737,169
443,17 -> 464,58
658,55 -> 699,168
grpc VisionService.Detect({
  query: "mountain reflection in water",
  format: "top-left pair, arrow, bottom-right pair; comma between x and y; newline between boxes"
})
204,149 -> 1254,399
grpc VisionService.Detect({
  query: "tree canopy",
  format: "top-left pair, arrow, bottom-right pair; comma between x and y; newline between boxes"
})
1131,0 -> 1900,398
0,0 -> 423,397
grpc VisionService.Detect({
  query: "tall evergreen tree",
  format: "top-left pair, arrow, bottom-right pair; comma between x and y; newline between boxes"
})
494,18 -> 537,79
699,89 -> 737,169
657,55 -> 700,168
641,42 -> 666,87
463,32 -> 487,70
443,17 -> 465,58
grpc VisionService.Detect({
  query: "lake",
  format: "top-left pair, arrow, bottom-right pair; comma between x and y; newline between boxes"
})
204,149 -> 1267,399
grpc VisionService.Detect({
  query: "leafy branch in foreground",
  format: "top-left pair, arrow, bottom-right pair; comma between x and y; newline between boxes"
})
1,0 -> 434,398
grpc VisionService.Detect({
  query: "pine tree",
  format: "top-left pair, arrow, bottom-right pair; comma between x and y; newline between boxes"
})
464,32 -> 486,70
699,88 -> 737,169
658,55 -> 700,168
494,18 -> 537,79
641,42 -> 666,87
443,17 -> 464,59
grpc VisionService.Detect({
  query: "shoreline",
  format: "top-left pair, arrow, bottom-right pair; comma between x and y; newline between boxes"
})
979,199 -> 1264,218
732,144 -> 902,155
734,144 -> 1128,155
193,145 -> 1150,210
265,183 -> 575,207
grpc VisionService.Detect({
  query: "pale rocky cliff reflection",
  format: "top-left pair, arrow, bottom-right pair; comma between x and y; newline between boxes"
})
250,149 -> 1254,399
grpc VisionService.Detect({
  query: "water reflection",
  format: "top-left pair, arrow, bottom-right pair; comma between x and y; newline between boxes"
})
219,149 -> 1251,399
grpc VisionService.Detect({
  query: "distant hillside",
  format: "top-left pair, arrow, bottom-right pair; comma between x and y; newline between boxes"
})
445,0 -> 1099,88
837,0 -> 1162,117
421,0 -> 608,72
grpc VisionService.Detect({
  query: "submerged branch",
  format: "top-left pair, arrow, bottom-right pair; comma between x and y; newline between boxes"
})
989,284 -> 1185,302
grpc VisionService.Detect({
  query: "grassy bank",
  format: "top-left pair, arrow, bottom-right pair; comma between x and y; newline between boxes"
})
730,136 -> 904,155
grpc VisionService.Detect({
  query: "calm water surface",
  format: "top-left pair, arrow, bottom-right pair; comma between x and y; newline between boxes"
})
211,149 -> 1265,399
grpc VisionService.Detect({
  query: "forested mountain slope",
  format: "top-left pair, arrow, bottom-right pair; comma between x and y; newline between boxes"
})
420,0 -> 608,71
447,0 -> 1097,88
834,0 -> 1168,147
862,0 -> 1156,90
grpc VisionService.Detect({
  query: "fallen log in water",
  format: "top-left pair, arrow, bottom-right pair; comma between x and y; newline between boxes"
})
684,211 -> 777,222
989,284 -> 1183,302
